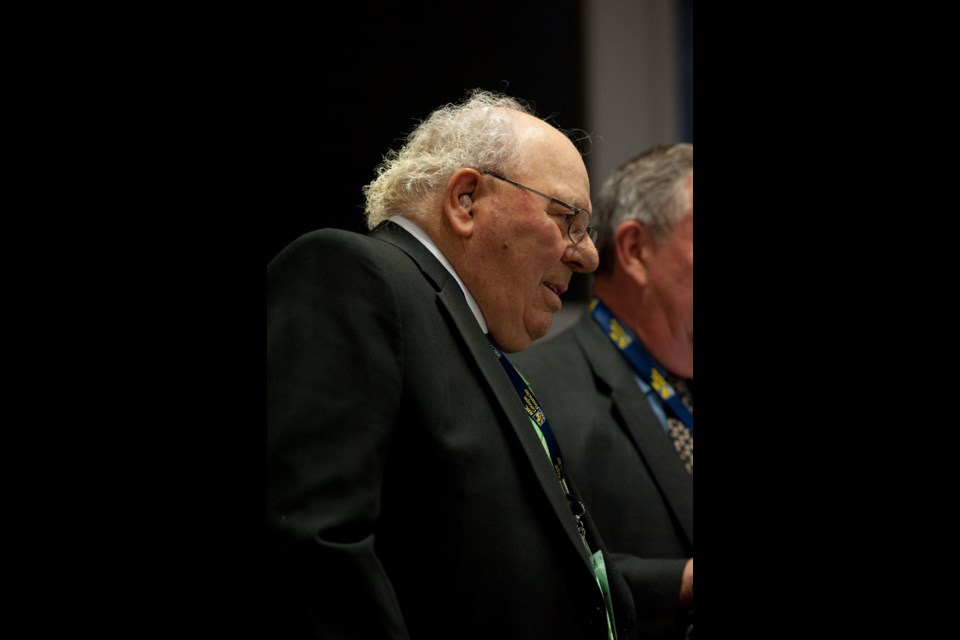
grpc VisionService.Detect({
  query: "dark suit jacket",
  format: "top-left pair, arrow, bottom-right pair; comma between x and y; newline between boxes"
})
267,222 -> 646,639
512,311 -> 694,639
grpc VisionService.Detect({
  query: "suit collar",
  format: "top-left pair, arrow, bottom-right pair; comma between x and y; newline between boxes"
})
376,218 -> 488,332
372,220 -> 453,292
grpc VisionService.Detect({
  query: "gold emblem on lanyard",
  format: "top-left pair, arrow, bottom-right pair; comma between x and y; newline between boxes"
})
650,367 -> 676,401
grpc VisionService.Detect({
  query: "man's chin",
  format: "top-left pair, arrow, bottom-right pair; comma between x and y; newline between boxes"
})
500,336 -> 534,354
526,321 -> 554,347
496,330 -> 538,354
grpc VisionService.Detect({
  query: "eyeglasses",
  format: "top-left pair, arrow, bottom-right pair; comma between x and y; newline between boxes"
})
482,171 -> 597,245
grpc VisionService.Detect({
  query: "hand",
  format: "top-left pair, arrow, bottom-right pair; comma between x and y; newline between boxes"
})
680,557 -> 693,608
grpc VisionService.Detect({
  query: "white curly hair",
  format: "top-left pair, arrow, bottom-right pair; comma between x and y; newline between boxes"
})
363,89 -> 539,229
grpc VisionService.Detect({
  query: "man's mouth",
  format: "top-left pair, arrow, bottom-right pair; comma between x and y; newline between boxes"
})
545,280 -> 568,295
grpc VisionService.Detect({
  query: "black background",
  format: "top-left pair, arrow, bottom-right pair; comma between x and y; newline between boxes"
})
270,8 -> 587,264
53,10 -> 898,637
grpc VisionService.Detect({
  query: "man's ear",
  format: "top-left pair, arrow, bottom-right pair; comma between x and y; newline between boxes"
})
614,220 -> 657,287
443,168 -> 480,238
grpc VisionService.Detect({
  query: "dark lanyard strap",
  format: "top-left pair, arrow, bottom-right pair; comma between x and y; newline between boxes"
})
487,335 -> 587,533
590,298 -> 693,434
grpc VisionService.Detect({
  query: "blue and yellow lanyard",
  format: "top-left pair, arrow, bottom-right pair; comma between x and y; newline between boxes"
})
590,298 -> 693,435
487,334 -> 587,537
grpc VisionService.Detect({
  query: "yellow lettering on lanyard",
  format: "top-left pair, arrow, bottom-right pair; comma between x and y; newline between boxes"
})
650,368 -> 675,401
523,389 -> 546,425
608,319 -> 632,349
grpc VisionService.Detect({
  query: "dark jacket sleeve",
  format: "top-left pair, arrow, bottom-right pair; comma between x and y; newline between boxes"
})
267,230 -> 410,639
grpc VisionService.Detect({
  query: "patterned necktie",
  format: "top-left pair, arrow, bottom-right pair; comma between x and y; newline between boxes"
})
665,375 -> 693,475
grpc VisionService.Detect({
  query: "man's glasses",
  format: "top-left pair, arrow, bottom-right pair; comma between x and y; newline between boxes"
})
482,171 -> 597,245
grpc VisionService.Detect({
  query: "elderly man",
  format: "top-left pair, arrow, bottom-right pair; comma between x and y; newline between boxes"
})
268,90 -> 664,639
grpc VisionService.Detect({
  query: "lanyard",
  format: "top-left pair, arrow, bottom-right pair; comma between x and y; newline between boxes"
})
487,335 -> 587,538
488,334 -> 619,639
590,298 -> 693,434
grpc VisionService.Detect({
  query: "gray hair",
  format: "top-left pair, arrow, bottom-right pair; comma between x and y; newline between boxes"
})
363,89 -> 535,229
593,143 -> 693,276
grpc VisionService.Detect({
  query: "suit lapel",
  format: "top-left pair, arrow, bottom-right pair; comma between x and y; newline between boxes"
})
439,290 -> 594,564
373,222 -> 595,566
573,314 -> 694,547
